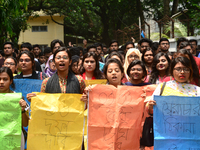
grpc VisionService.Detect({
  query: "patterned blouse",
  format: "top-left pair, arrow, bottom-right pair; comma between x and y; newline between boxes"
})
41,75 -> 86,94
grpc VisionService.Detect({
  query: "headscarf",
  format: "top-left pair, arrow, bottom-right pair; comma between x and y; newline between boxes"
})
44,54 -> 57,77
123,48 -> 141,80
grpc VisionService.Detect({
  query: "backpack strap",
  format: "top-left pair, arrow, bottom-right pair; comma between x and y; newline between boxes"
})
160,82 -> 166,96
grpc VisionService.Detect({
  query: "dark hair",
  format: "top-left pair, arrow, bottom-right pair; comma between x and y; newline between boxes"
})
94,43 -> 103,50
174,49 -> 199,81
124,41 -> 135,49
80,52 -> 103,79
18,50 -> 35,71
170,56 -> 193,81
3,42 -> 14,49
33,44 -> 40,49
142,47 -> 155,64
44,47 -> 52,54
107,51 -> 123,63
179,41 -> 191,49
138,38 -> 152,47
103,58 -> 124,80
152,42 -> 159,52
5,56 -> 17,67
69,47 -> 80,56
50,39 -> 65,51
86,45 -> 97,52
159,38 -> 169,45
149,52 -> 171,84
39,52 -> 45,57
14,48 -> 19,55
189,39 -> 198,45
177,37 -> 188,48
0,67 -> 15,89
0,50 -> 5,57
53,47 -> 72,61
21,42 -> 32,51
126,60 -> 147,80
109,40 -> 119,47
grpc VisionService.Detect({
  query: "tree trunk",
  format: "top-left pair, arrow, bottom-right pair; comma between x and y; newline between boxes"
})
171,0 -> 179,16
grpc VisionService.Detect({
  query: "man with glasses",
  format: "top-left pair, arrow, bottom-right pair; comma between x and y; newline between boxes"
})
159,38 -> 170,53
189,39 -> 200,57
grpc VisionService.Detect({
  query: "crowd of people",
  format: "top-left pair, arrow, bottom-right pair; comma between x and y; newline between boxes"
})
0,37 -> 200,149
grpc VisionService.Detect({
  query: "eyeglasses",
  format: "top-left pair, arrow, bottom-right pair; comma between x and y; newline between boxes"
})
128,55 -> 139,59
174,67 -> 190,73
4,63 -> 15,66
131,68 -> 143,72
141,46 -> 149,49
19,59 -> 31,62
55,56 -> 69,60
49,59 -> 54,63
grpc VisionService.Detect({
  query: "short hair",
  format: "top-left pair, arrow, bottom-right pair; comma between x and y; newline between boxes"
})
14,48 -> 19,54
107,51 -> 123,63
94,43 -> 103,50
170,56 -> 193,81
53,47 -> 72,61
86,45 -> 97,52
18,50 -> 35,71
39,52 -> 45,57
126,60 -> 147,79
69,47 -> 80,56
124,41 -> 135,49
177,37 -> 188,48
109,40 -> 119,47
50,39 -> 65,51
179,41 -> 191,49
0,50 -> 5,57
152,42 -> 159,52
189,39 -> 198,45
33,44 -> 40,49
44,47 -> 52,54
103,58 -> 124,80
159,38 -> 169,45
21,42 -> 32,51
3,42 -> 14,49
0,67 -> 15,89
138,38 -> 152,47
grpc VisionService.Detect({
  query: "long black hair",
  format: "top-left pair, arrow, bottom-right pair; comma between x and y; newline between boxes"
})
0,67 -> 15,89
80,52 -> 103,79
18,50 -> 35,71
149,52 -> 171,84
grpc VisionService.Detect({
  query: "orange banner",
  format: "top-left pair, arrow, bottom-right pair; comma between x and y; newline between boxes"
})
88,85 -> 156,150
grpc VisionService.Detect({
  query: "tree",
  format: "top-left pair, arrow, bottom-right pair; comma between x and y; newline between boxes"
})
0,0 -> 28,47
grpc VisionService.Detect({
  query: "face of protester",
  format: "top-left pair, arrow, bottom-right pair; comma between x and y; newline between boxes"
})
110,42 -> 118,51
190,41 -> 197,54
183,45 -> 193,54
49,59 -> 56,71
140,42 -> 150,53
33,47 -> 41,57
71,62 -> 78,74
39,56 -> 46,64
45,52 -> 52,63
53,43 -> 61,54
77,59 -> 82,74
129,64 -> 144,82
128,52 -> 139,64
156,56 -> 169,72
144,50 -> 153,64
19,54 -> 33,73
106,63 -> 123,87
160,41 -> 170,52
97,46 -> 102,56
4,44 -> 14,56
4,58 -> 17,74
88,48 -> 97,55
103,47 -> 107,54
173,62 -> 190,83
125,44 -> 134,54
54,51 -> 71,72
0,72 -> 12,93
83,56 -> 96,73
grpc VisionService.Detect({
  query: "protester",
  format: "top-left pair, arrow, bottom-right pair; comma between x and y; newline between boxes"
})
50,39 -> 65,54
0,67 -> 29,150
70,55 -> 80,74
44,54 -> 57,77
148,52 -> 172,84
80,52 -> 104,80
107,51 -> 124,64
32,44 -> 41,60
142,48 -> 154,75
125,60 -> 150,86
3,56 -> 18,75
14,50 -> 47,79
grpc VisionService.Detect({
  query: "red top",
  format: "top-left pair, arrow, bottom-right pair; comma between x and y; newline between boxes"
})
82,72 -> 96,80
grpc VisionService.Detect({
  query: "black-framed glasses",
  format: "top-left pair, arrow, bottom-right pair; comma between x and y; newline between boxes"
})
19,59 -> 31,62
55,56 -> 69,60
174,67 -> 190,73
4,63 -> 15,66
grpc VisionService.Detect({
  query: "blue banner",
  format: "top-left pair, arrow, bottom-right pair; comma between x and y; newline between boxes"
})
154,96 -> 200,150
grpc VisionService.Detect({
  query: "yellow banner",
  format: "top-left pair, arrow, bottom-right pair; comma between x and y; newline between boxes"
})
84,79 -> 107,87
27,93 -> 85,150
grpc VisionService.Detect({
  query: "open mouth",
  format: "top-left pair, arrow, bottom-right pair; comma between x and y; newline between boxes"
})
59,63 -> 65,66
112,76 -> 117,80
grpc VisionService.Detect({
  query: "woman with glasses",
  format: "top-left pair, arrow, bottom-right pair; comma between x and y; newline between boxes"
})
124,48 -> 141,81
44,54 -> 57,77
147,56 -> 200,114
14,50 -> 47,79
3,56 -> 18,75
148,52 -> 172,84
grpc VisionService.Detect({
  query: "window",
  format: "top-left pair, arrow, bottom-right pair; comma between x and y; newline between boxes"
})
32,26 -> 47,32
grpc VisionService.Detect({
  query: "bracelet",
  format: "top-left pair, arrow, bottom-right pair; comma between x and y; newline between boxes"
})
22,110 -> 26,114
